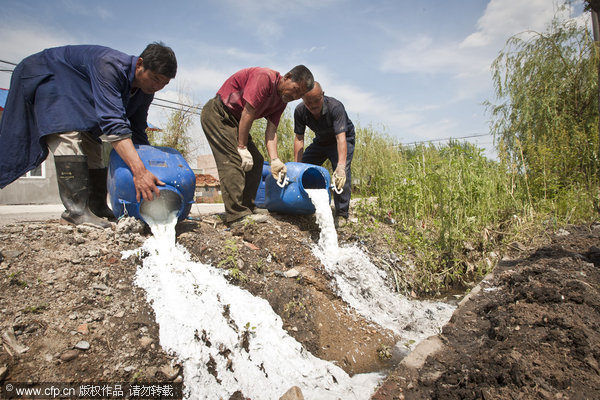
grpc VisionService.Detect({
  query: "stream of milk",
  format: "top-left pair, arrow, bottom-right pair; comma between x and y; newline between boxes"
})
305,189 -> 455,347
125,215 -> 382,400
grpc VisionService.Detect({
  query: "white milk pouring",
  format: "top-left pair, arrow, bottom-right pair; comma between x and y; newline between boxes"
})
125,189 -> 455,399
125,214 -> 383,400
305,189 -> 455,347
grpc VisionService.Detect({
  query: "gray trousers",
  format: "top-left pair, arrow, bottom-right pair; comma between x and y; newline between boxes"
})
45,131 -> 105,168
200,96 -> 264,223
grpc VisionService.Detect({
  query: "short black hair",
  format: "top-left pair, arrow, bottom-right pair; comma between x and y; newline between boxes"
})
286,65 -> 314,91
139,42 -> 177,78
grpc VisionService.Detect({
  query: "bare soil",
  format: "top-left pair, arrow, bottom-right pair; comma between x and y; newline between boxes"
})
372,224 -> 600,400
0,211 -> 599,399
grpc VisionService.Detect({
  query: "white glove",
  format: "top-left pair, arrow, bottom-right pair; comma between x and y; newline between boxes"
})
270,158 -> 287,181
333,164 -> 346,191
238,147 -> 253,172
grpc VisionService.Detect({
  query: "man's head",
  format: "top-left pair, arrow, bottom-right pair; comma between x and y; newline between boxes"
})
278,65 -> 314,103
302,81 -> 324,118
134,42 -> 177,94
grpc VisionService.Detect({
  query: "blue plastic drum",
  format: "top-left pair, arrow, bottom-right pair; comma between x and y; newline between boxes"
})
107,145 -> 196,224
264,162 -> 331,215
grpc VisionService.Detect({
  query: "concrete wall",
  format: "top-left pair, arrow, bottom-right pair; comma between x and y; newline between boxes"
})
196,154 -> 219,179
0,154 -> 61,205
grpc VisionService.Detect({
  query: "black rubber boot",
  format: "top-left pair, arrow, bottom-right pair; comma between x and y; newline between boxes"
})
89,168 -> 116,221
54,155 -> 112,228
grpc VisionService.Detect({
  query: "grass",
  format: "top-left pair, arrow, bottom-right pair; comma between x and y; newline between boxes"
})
350,126 -> 599,296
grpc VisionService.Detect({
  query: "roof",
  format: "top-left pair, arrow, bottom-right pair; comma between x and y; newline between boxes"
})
0,88 -> 8,111
196,174 -> 219,186
147,122 -> 161,131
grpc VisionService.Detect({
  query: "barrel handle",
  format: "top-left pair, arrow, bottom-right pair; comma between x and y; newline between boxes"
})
276,172 -> 289,188
331,183 -> 344,195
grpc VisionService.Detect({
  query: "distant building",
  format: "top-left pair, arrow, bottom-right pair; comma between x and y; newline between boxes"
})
196,154 -> 219,179
194,173 -> 221,203
0,88 -> 61,204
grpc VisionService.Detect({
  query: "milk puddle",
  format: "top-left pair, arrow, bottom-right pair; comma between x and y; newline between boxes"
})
305,189 -> 455,347
124,215 -> 382,399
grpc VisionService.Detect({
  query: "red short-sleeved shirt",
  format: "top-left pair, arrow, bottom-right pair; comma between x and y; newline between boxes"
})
217,67 -> 286,126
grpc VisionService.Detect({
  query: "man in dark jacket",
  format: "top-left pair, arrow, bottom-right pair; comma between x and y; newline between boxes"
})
294,82 -> 355,227
0,43 -> 177,227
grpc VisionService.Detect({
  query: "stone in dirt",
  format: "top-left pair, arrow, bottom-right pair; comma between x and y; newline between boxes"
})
76,324 -> 89,335
74,340 -> 90,351
2,328 -> 29,355
279,386 -> 304,400
159,364 -> 180,381
59,349 -> 79,362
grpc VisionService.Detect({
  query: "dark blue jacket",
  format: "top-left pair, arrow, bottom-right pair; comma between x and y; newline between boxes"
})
0,45 -> 153,188
294,96 -> 355,146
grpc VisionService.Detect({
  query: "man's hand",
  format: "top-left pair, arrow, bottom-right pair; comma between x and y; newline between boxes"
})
238,147 -> 253,172
133,169 -> 165,202
270,158 -> 287,181
333,164 -> 346,191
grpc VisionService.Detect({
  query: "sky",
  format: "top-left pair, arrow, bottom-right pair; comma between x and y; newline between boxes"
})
0,0 -> 589,164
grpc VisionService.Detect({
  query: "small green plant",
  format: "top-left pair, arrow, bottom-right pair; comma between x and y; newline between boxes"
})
218,239 -> 239,269
8,271 -> 28,288
254,258 -> 266,274
22,303 -> 48,314
129,369 -> 143,383
228,267 -> 248,283
283,299 -> 307,319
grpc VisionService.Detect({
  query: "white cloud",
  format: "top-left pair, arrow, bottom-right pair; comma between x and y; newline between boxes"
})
174,66 -> 230,93
381,35 -> 476,75
306,66 -> 442,137
60,0 -> 112,20
381,0 -> 580,77
460,0 -> 569,49
218,0 -> 337,46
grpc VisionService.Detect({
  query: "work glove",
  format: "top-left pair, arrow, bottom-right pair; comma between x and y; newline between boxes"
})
333,164 -> 346,192
238,147 -> 253,172
270,158 -> 287,182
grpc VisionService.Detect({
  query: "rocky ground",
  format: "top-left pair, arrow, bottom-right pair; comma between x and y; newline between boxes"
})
0,209 -> 599,399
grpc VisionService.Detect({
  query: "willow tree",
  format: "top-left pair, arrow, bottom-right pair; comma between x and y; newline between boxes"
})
148,94 -> 201,160
487,13 -> 599,199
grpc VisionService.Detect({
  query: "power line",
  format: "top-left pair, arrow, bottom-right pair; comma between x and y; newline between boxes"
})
0,57 -> 202,112
149,101 -> 202,116
403,132 -> 492,146
154,96 -> 202,111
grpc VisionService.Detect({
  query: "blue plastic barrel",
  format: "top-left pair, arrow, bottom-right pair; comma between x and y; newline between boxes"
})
254,161 -> 271,208
264,162 -> 331,215
107,145 -> 196,223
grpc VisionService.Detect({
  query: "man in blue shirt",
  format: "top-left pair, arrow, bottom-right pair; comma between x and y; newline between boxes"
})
294,82 -> 355,227
0,43 -> 176,228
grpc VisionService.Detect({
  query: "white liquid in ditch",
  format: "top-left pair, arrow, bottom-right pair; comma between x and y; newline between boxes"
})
305,189 -> 455,346
124,214 -> 383,400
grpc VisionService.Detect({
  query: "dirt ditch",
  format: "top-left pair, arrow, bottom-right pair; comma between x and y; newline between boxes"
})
0,212 -> 599,399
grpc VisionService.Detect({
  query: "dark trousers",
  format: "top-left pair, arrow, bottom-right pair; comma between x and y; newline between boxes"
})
302,140 -> 354,217
200,96 -> 264,223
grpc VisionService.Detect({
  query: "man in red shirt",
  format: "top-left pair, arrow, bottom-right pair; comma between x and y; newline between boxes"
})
201,66 -> 314,227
